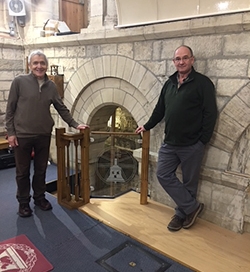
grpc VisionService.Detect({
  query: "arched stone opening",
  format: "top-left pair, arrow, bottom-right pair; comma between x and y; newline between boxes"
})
200,82 -> 250,232
210,82 -> 250,172
228,125 -> 250,175
51,56 -> 163,197
87,105 -> 141,197
63,56 -> 164,152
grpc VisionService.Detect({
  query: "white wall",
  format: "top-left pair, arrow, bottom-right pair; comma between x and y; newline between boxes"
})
115,0 -> 250,27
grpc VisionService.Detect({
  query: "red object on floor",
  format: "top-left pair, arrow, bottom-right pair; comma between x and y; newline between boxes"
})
31,149 -> 35,158
0,234 -> 53,272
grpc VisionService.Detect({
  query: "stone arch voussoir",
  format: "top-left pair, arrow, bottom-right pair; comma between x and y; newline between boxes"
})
63,56 -> 162,152
213,83 -> 250,171
64,56 -> 161,124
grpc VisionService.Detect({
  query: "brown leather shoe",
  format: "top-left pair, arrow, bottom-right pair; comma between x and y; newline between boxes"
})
167,215 -> 184,231
18,203 -> 33,217
183,203 -> 204,229
34,198 -> 52,211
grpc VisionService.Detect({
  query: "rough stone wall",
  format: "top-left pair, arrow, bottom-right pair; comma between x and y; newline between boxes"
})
0,7 -> 250,232
0,42 -> 24,134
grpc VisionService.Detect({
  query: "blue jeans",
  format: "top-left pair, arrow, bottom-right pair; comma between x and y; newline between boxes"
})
156,141 -> 205,218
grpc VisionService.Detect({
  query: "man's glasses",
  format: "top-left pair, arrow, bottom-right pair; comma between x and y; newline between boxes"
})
173,56 -> 193,63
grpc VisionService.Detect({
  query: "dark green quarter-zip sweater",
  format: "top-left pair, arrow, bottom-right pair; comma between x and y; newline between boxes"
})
144,67 -> 217,146
5,73 -> 79,137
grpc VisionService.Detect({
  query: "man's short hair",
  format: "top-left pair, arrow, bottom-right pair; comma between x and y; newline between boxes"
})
28,50 -> 48,66
174,45 -> 194,57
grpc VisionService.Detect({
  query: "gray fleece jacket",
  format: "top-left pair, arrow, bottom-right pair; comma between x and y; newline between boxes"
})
5,73 -> 79,137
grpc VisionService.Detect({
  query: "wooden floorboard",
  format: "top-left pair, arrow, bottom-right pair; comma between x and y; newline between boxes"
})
79,191 -> 250,272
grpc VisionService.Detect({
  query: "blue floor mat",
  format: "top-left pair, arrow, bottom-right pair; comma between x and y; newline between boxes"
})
0,166 -> 194,272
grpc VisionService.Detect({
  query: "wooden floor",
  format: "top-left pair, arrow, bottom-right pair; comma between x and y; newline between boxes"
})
79,191 -> 250,272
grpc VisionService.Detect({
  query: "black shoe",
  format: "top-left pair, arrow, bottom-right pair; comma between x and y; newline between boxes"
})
18,203 -> 33,217
167,215 -> 184,231
34,198 -> 52,211
183,203 -> 204,229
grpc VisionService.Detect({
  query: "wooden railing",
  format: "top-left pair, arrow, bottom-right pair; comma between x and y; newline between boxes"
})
56,127 -> 90,209
55,128 -> 150,209
0,137 -> 9,150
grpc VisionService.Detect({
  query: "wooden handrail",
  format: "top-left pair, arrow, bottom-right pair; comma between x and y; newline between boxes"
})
55,128 -> 149,209
0,137 -> 9,150
91,131 -> 138,136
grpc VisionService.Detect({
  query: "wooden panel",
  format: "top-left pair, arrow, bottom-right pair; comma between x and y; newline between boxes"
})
60,0 -> 88,32
48,75 -> 64,98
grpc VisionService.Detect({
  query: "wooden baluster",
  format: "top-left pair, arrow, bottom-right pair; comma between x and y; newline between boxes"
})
74,139 -> 79,201
140,130 -> 150,205
66,142 -> 71,201
56,128 -> 66,204
110,112 -> 115,195
81,128 -> 90,204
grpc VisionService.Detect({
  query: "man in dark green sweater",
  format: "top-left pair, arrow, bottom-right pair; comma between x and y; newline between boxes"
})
5,50 -> 89,217
136,45 -> 217,231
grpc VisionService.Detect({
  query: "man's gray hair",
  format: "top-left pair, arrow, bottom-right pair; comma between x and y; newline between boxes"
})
28,50 -> 48,66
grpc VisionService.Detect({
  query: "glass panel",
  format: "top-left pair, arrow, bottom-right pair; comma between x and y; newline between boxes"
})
89,133 -> 142,198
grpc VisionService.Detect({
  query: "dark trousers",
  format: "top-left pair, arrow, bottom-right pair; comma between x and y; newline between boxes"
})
156,141 -> 205,218
14,135 -> 51,204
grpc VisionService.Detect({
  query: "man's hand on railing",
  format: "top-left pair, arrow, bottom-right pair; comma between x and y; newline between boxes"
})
76,124 -> 89,130
135,125 -> 146,134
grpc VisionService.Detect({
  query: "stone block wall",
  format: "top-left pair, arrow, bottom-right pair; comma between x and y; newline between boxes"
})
1,10 -> 250,232
0,41 -> 24,134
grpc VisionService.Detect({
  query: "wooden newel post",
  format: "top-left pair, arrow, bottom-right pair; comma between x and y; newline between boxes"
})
140,130 -> 150,205
81,127 -> 90,204
56,127 -> 66,204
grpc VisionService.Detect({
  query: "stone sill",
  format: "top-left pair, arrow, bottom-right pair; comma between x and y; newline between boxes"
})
201,169 -> 250,191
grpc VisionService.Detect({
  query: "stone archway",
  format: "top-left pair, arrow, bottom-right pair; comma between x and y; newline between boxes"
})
63,56 -> 164,152
229,125 -> 250,174
211,82 -> 250,172
59,56 -> 164,198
